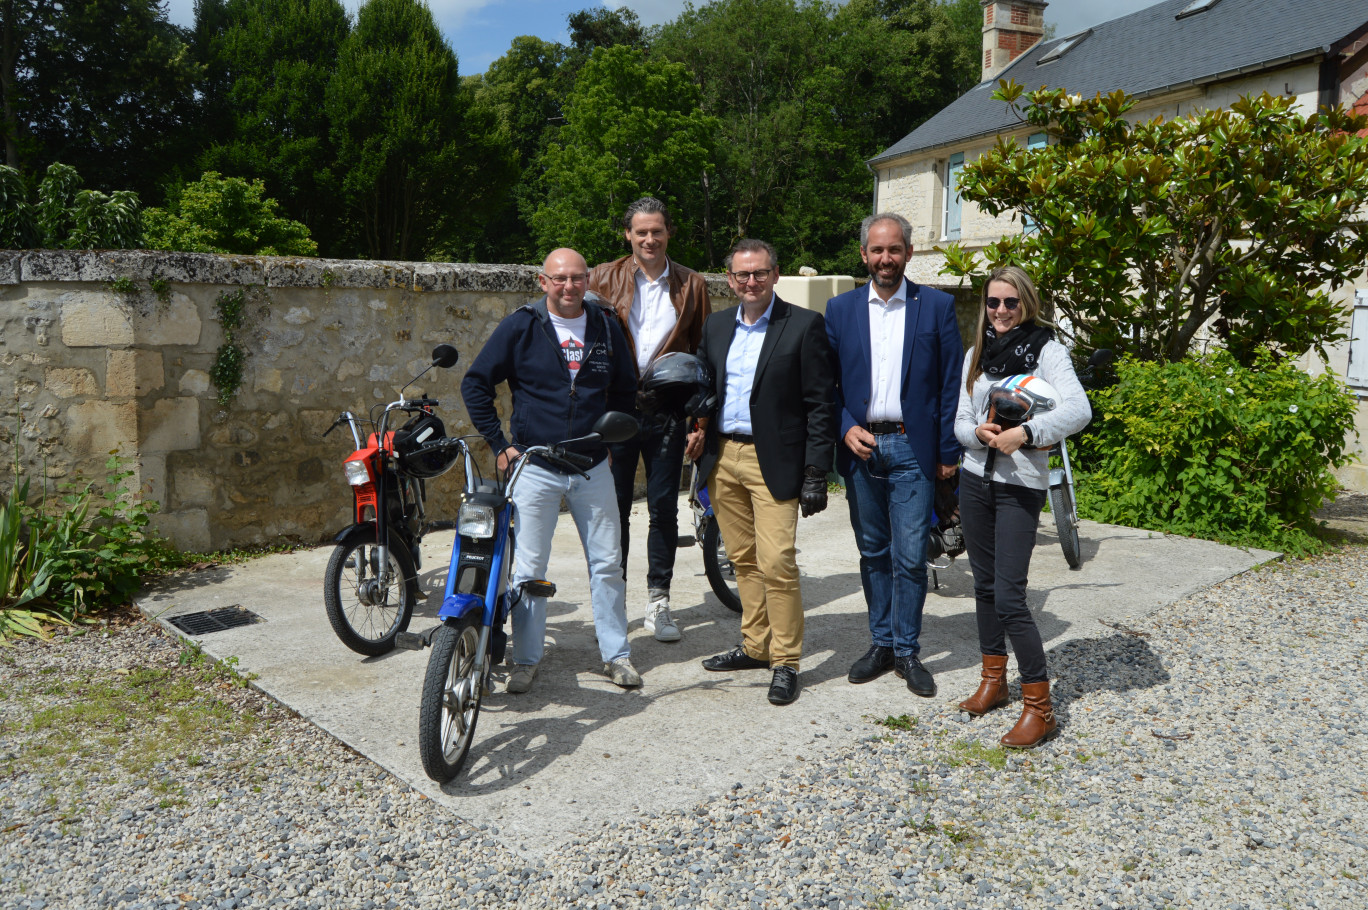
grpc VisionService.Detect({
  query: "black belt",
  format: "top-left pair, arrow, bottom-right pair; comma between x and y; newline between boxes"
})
719,431 -> 755,444
867,421 -> 905,435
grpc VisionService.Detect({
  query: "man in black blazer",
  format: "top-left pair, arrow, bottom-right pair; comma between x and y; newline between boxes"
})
684,238 -> 836,706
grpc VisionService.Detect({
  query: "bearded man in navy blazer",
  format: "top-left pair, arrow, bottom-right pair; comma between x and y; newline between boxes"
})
825,213 -> 963,698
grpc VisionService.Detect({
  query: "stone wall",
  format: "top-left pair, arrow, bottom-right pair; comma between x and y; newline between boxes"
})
0,250 -> 735,551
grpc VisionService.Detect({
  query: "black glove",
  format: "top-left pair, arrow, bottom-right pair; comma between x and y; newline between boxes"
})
800,466 -> 828,518
635,387 -> 661,415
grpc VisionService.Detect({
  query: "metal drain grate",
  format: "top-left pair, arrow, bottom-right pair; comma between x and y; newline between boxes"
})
167,606 -> 263,636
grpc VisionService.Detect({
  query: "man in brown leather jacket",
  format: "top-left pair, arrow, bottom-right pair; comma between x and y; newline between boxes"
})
588,197 -> 710,642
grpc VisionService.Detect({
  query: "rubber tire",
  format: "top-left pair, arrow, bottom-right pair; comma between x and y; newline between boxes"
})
701,515 -> 743,614
1050,483 -> 1082,570
418,616 -> 483,783
323,528 -> 418,656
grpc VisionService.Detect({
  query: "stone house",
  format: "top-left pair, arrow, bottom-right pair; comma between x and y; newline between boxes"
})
868,0 -> 1368,490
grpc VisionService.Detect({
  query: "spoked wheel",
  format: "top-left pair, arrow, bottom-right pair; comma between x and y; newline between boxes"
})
701,515 -> 743,614
418,615 -> 485,783
1050,482 -> 1082,569
323,528 -> 417,655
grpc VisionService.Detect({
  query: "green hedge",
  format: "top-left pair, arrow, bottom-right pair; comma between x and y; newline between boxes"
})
1076,351 -> 1358,556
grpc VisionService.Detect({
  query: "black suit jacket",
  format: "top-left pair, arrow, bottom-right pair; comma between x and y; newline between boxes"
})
696,296 -> 836,501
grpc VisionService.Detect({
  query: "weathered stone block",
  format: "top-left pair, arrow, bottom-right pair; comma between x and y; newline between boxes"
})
151,508 -> 211,553
46,367 -> 99,398
65,399 -> 138,456
137,296 -> 202,346
253,368 -> 283,393
140,397 -> 200,453
171,465 -> 216,508
179,369 -> 211,396
60,293 -> 134,347
106,350 -> 164,397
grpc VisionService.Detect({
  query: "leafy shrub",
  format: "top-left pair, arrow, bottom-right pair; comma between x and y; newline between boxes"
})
1,456 -> 178,640
0,163 -> 142,250
141,171 -> 317,257
1076,352 -> 1358,556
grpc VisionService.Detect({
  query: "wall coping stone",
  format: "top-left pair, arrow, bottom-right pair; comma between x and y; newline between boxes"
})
1,249 -> 740,297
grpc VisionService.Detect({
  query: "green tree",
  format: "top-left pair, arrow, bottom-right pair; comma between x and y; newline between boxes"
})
941,83 -> 1368,365
141,171 -> 317,256
655,0 -> 979,270
0,0 -> 201,199
0,163 -> 141,250
324,0 -> 513,260
532,45 -> 716,265
196,0 -> 352,256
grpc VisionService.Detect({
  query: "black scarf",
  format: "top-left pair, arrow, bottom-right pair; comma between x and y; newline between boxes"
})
980,321 -> 1054,382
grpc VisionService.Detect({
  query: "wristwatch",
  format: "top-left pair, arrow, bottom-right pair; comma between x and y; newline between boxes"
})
1021,423 -> 1035,447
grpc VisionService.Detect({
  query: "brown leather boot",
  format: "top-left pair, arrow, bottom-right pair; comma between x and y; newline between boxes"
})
1000,680 -> 1058,749
958,654 -> 1010,716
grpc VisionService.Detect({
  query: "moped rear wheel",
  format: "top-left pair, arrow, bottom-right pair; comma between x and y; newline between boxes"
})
418,615 -> 484,783
701,516 -> 743,614
323,528 -> 417,656
1049,482 -> 1082,570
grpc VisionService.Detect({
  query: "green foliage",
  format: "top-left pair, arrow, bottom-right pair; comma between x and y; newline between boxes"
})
210,288 -> 251,406
197,0 -> 352,256
654,0 -> 981,271
0,0 -> 202,202
941,84 -> 1368,365
0,163 -> 142,250
141,171 -> 317,256
324,0 -> 513,261
2,456 -> 178,640
1078,352 -> 1358,556
533,45 -> 717,264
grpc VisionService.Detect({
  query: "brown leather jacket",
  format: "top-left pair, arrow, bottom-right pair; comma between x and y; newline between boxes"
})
588,254 -> 711,378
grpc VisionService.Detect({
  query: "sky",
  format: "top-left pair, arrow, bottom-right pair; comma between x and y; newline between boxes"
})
164,0 -> 1163,75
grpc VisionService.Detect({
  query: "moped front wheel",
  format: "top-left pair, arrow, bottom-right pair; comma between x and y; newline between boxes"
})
1049,482 -> 1082,570
418,615 -> 484,783
701,516 -> 743,614
323,528 -> 417,656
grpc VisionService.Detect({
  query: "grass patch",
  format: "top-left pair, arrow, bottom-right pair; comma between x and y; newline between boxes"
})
946,738 -> 1008,770
873,714 -> 917,732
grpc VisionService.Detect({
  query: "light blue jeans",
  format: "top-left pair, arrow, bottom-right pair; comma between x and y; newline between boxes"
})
508,459 -> 630,666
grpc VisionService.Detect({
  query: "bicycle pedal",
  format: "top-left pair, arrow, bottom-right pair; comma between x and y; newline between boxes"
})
394,632 -> 426,651
676,534 -> 696,549
522,579 -> 556,598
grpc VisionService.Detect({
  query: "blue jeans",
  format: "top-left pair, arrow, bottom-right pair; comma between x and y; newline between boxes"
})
609,414 -> 687,595
508,460 -> 630,666
843,431 -> 934,657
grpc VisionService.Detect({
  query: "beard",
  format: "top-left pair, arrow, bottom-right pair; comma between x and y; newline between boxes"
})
868,265 -> 903,290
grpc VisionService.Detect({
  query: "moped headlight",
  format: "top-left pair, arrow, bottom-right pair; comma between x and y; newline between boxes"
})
458,502 -> 497,539
344,459 -> 372,486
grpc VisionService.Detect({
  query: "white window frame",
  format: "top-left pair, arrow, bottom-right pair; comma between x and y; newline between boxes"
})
1347,289 -> 1368,390
944,152 -> 964,241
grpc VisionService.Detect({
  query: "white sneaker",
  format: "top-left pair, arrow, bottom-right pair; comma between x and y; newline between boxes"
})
506,663 -> 538,694
605,657 -> 642,688
644,596 -> 682,642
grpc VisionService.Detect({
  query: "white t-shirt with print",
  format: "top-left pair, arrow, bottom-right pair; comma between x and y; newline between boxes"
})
549,310 -> 588,381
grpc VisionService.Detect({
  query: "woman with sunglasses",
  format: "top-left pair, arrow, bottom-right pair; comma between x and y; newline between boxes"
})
952,265 -> 1091,748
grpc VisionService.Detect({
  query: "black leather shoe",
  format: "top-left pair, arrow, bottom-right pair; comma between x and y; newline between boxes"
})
894,654 -> 937,697
702,646 -> 768,672
847,645 -> 895,684
768,666 -> 800,705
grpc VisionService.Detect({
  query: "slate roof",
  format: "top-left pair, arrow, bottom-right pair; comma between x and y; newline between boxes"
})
870,0 -> 1368,165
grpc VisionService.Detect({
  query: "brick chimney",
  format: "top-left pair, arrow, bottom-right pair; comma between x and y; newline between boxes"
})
981,0 -> 1048,82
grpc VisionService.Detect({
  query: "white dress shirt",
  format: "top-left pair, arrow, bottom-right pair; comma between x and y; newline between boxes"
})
866,278 -> 907,422
629,263 -> 677,374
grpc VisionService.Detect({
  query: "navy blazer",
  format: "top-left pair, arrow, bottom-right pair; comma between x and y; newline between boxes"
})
824,281 -> 963,479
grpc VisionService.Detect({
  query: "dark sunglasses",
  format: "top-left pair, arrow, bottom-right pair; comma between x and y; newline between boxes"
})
986,296 -> 1021,311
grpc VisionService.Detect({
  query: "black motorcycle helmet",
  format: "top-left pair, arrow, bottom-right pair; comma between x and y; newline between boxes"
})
639,352 -> 716,419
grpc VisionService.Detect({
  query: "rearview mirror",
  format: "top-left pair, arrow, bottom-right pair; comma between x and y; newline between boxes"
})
593,411 -> 639,444
1087,348 -> 1115,368
432,344 -> 459,369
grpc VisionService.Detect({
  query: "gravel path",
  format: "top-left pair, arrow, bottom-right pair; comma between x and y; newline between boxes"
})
3,528 -> 1365,909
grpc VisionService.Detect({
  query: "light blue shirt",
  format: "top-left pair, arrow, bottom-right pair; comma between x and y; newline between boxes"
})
720,297 -> 775,434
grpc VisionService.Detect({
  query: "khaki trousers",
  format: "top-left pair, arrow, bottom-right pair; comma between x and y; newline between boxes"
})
707,438 -> 803,668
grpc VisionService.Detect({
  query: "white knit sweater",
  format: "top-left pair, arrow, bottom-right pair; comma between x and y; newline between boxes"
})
954,339 -> 1092,490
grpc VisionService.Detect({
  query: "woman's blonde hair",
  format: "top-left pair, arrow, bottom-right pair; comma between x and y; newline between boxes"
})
965,265 -> 1044,395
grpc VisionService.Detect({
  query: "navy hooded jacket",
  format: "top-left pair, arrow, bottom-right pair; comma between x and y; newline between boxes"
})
461,297 -> 635,472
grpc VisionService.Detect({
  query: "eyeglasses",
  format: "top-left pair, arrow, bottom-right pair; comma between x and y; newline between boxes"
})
542,273 -> 588,286
986,296 -> 1021,311
729,269 -> 773,283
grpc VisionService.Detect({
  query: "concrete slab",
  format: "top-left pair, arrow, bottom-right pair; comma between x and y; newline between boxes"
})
136,496 -> 1276,857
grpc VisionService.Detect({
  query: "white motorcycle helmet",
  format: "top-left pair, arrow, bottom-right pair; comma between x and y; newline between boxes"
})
987,374 -> 1059,429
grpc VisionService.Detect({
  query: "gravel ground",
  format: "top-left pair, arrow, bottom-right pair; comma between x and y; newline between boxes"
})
3,523 -> 1366,909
